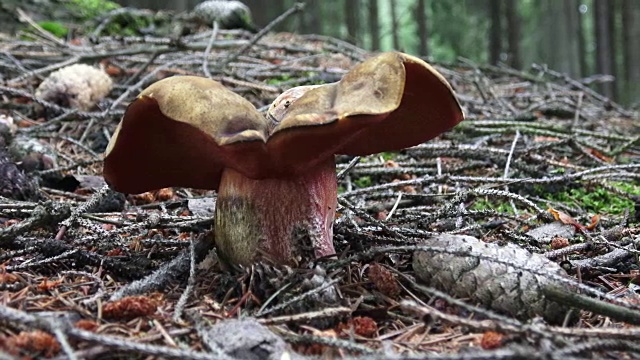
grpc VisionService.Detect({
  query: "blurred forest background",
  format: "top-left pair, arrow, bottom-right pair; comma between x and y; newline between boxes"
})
3,0 -> 639,107
114,0 -> 640,107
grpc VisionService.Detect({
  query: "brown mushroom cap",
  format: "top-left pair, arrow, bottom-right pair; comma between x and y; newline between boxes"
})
104,52 -> 463,194
103,76 -> 269,194
337,53 -> 463,155
266,52 -> 463,172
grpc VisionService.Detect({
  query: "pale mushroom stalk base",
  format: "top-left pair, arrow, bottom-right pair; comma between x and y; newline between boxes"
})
214,157 -> 337,266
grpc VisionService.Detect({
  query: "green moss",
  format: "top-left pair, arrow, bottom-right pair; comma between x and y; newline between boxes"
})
614,182 -> 640,195
470,198 -> 515,214
380,152 -> 397,161
354,176 -> 372,188
66,0 -> 153,36
266,75 -> 292,85
542,181 -> 640,215
68,0 -> 120,20
101,14 -> 153,36
38,21 -> 69,38
28,0 -> 126,37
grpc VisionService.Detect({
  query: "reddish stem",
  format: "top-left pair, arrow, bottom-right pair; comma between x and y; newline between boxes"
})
214,157 -> 337,266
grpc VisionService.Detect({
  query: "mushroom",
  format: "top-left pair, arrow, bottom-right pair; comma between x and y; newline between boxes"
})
103,52 -> 464,267
191,0 -> 256,32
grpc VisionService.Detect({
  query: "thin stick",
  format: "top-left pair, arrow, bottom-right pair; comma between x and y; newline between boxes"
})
202,21 -> 220,79
173,238 -> 198,322
504,130 -> 520,214
385,193 -> 403,220
337,156 -> 361,180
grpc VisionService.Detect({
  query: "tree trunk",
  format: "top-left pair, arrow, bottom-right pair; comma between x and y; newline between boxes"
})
270,0 -> 287,31
542,0 -> 578,76
576,0 -> 588,77
562,0 -> 581,77
244,0 -> 268,28
622,0 -> 640,105
298,0 -> 321,34
368,0 -> 380,50
345,0 -> 360,45
545,0 -> 561,70
563,0 -> 581,76
594,0 -> 616,98
273,0 -> 286,15
246,0 -> 289,30
415,0 -> 428,56
504,0 -> 520,68
609,0 -> 619,101
389,0 -> 400,50
488,0 -> 502,65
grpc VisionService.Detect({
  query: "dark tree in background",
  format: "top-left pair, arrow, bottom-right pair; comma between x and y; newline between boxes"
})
415,0 -> 428,56
487,0 -> 520,69
345,0 -> 360,45
243,0 -> 267,29
561,0 -> 583,76
488,0 -> 502,65
295,0 -> 321,34
574,0 -> 588,77
543,0 -> 580,77
594,0 -> 616,99
504,0 -> 521,69
389,0 -> 401,50
305,0 -> 322,34
621,0 -> 640,105
368,0 -> 380,50
244,0 -> 286,30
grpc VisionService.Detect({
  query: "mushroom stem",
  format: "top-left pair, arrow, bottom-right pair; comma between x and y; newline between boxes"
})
214,157 -> 337,266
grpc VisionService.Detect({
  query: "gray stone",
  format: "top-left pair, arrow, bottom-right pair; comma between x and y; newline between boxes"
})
204,318 -> 295,360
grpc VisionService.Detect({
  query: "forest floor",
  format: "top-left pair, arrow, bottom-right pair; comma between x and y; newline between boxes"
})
1,6 -> 640,360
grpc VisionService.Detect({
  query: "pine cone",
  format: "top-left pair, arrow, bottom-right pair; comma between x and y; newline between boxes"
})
413,234 -> 576,324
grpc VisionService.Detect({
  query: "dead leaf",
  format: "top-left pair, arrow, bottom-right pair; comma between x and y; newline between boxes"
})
586,214 -> 600,231
480,331 -> 504,350
548,208 -> 586,232
587,148 -> 614,163
37,278 -> 62,291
